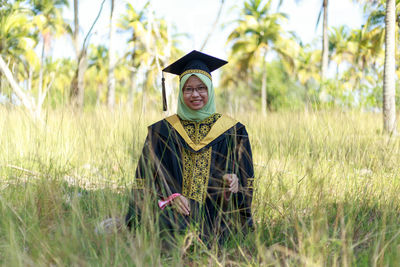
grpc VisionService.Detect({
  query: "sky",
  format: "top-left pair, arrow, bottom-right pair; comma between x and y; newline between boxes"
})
53,0 -> 365,82
56,0 -> 364,57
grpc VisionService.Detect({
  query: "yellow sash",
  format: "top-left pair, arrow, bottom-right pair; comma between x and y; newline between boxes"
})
165,114 -> 237,152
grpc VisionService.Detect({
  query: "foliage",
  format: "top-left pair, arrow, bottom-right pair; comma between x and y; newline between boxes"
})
0,0 -> 398,111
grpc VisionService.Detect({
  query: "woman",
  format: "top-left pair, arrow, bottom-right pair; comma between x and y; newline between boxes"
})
125,50 -> 254,244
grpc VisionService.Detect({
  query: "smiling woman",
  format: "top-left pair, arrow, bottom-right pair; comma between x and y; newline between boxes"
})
125,50 -> 255,245
182,76 -> 209,110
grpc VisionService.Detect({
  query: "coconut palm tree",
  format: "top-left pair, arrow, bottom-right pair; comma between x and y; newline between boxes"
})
0,2 -> 37,96
293,0 -> 329,81
87,44 -> 108,106
107,0 -> 116,110
320,0 -> 329,81
0,3 -> 34,62
227,0 -> 287,115
328,26 -> 354,77
118,2 -> 148,109
119,2 -> 177,112
382,0 -> 397,133
0,3 -> 41,116
280,38 -> 320,110
30,0 -> 68,114
69,0 -> 86,109
356,0 -> 398,132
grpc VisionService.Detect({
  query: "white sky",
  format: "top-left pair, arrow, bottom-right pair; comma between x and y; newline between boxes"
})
55,0 -> 364,58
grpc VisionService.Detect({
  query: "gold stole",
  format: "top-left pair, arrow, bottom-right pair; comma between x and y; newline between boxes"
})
166,114 -> 237,202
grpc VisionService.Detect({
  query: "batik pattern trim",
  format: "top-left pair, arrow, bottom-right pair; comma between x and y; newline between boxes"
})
247,178 -> 254,189
179,69 -> 212,81
182,147 -> 212,203
180,113 -> 222,144
165,114 -> 237,152
181,114 -> 221,203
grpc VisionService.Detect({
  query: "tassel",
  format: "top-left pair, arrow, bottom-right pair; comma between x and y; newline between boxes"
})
162,72 -> 167,111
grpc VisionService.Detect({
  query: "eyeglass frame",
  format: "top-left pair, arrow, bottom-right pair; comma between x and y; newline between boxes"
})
182,86 -> 208,95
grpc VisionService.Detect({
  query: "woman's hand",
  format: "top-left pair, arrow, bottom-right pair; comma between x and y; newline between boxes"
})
223,173 -> 239,193
172,195 -> 190,216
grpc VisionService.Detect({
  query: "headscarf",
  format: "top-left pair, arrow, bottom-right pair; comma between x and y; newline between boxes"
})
177,73 -> 216,122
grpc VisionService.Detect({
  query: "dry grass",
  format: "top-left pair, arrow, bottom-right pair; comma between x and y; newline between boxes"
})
1,107 -> 400,266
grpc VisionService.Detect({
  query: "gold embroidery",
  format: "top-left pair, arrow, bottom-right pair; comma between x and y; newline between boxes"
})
132,178 -> 145,189
247,178 -> 254,189
165,114 -> 237,152
182,147 -> 212,203
180,69 -> 212,80
180,114 -> 221,203
181,113 -> 222,144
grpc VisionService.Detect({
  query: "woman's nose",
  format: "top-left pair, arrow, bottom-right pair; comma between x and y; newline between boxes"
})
191,89 -> 200,96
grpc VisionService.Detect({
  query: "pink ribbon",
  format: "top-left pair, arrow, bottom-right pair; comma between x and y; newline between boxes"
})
158,193 -> 181,210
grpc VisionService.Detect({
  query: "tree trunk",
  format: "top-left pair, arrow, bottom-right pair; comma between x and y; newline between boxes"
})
96,83 -> 104,106
261,50 -> 268,115
127,70 -> 136,109
73,0 -> 79,55
28,65 -> 33,91
142,70 -> 151,114
70,52 -> 87,108
107,0 -> 116,110
383,0 -> 396,134
0,55 -> 35,113
38,38 -> 45,109
321,0 -> 329,81
199,0 -> 225,51
69,0 -> 86,109
261,70 -> 267,115
142,3 -> 155,114
127,30 -> 137,110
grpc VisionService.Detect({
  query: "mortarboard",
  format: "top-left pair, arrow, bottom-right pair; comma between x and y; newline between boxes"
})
161,50 -> 228,111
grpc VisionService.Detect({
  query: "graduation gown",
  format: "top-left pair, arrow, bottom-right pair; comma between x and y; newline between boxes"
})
126,113 -> 254,241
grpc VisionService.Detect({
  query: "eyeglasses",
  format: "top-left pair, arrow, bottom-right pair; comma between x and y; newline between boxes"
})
183,86 -> 208,95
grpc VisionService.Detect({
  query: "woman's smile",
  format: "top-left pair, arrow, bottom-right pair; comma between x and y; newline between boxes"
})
190,99 -> 204,106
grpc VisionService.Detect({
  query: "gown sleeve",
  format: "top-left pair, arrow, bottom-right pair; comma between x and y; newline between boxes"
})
235,125 -> 254,228
125,133 -> 155,229
125,125 -> 182,229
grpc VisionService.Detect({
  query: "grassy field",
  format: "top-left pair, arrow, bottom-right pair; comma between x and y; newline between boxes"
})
1,108 -> 400,266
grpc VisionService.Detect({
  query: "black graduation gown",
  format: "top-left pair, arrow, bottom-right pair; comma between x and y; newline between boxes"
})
125,114 -> 254,242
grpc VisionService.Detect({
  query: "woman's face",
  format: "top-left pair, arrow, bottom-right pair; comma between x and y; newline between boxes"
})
182,75 -> 208,110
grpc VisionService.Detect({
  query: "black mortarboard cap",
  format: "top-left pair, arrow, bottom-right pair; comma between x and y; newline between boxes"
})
161,50 -> 228,111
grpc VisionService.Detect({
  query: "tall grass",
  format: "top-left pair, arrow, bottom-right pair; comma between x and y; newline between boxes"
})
1,107 -> 400,266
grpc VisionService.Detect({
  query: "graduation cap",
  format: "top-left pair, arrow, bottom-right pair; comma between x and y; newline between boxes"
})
161,50 -> 228,111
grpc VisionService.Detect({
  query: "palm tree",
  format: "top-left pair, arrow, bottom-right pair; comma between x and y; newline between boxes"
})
320,0 -> 329,81
356,0 -> 398,132
118,2 -> 148,109
69,0 -> 107,109
0,4 -> 36,114
0,3 -> 34,62
69,0 -> 86,109
119,2 -> 175,112
227,0 -> 287,115
87,44 -> 108,106
329,26 -> 353,77
30,0 -> 68,114
107,0 -> 116,110
0,2 -> 37,96
280,38 -> 321,110
294,0 -> 329,81
383,0 -> 397,133
200,0 -> 225,51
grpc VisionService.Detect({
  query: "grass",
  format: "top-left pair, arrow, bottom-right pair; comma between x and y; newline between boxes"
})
1,107 -> 400,266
